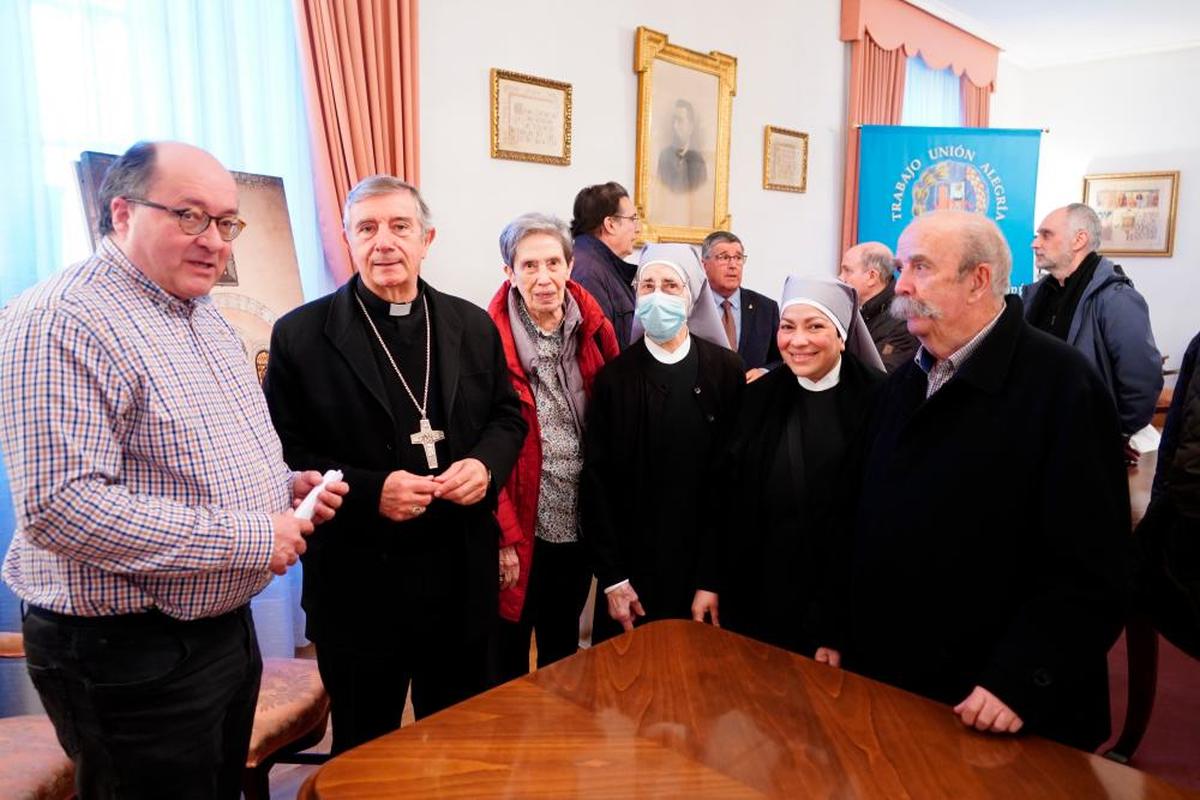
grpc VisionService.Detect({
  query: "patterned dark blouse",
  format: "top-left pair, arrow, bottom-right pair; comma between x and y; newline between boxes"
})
518,302 -> 583,543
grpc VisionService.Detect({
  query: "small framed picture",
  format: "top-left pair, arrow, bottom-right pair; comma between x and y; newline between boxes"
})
763,125 -> 808,193
1082,171 -> 1180,257
490,69 -> 572,166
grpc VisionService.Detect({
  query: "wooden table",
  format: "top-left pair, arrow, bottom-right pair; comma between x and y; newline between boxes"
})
299,620 -> 1193,799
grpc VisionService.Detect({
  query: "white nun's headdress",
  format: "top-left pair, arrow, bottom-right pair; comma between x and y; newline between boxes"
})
779,276 -> 886,372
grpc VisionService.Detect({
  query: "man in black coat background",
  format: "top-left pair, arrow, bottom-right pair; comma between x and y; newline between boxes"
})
838,240 -> 918,372
824,210 -> 1131,751
1136,328 -> 1200,658
263,176 -> 526,753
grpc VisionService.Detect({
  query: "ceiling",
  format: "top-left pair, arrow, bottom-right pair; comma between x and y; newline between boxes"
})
906,0 -> 1200,68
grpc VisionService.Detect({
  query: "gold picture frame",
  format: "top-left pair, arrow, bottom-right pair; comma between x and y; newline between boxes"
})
1082,171 -> 1180,257
763,125 -> 808,193
490,68 -> 572,166
634,26 -> 736,245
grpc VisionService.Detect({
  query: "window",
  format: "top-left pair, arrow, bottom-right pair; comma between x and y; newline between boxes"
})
2,0 -> 329,302
901,53 -> 963,127
0,0 -> 326,653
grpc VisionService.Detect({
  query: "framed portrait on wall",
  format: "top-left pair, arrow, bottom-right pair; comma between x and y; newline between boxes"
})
490,68 -> 572,166
633,26 -> 736,244
763,125 -> 808,193
1082,171 -> 1180,257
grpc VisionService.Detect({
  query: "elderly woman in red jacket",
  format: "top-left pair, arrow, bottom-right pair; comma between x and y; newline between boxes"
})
487,213 -> 619,682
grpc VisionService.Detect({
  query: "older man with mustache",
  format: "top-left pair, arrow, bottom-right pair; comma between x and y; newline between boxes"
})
821,210 -> 1132,752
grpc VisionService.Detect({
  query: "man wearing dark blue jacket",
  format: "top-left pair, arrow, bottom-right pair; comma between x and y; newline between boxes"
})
822,210 -> 1131,752
569,182 -> 639,350
1025,203 -> 1162,438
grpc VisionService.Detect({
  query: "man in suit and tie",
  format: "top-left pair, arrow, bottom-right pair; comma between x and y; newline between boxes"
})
701,231 -> 780,381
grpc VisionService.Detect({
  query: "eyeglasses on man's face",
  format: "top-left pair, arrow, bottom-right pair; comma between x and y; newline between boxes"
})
125,197 -> 247,242
710,252 -> 748,265
610,213 -> 640,225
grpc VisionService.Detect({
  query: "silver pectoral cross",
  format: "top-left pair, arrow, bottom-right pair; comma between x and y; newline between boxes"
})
411,417 -> 445,469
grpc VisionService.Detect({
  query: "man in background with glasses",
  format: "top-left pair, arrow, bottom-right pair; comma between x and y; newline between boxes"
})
0,140 -> 346,798
569,182 -> 640,351
701,230 -> 780,382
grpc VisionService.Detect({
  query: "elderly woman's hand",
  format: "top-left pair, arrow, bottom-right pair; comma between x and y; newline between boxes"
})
814,647 -> 841,668
953,686 -> 1024,734
499,545 -> 520,590
606,582 -> 645,632
691,590 -> 720,627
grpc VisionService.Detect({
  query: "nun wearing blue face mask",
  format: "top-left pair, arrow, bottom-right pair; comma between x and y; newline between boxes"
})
580,243 -> 745,644
718,276 -> 884,658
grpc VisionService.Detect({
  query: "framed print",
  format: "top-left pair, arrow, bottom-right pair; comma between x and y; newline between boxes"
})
78,151 -> 240,286
763,125 -> 808,193
490,68 -> 572,166
634,26 -> 736,244
76,151 -> 305,381
1082,171 -> 1180,257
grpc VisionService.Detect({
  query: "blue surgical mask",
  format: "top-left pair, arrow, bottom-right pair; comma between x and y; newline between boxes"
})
636,291 -> 688,342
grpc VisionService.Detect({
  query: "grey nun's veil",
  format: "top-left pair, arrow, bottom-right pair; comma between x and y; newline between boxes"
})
631,243 -> 731,348
779,275 -> 886,372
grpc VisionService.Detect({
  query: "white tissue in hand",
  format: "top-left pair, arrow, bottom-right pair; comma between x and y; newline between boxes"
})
1129,424 -> 1161,455
295,469 -> 343,520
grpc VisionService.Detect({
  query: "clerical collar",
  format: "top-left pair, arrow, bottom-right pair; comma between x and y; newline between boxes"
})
356,277 -> 420,317
797,356 -> 842,392
644,334 -> 692,364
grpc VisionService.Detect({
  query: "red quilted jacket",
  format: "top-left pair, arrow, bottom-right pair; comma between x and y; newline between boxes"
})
486,280 -> 619,621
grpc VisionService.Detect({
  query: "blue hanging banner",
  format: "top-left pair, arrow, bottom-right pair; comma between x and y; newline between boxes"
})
857,125 -> 1042,287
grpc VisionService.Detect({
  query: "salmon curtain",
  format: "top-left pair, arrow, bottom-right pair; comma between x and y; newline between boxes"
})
839,33 -> 907,255
839,0 -> 999,254
960,76 -> 992,128
293,0 -> 420,283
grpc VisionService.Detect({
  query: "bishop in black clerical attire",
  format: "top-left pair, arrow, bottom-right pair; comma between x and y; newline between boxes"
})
263,176 -> 526,754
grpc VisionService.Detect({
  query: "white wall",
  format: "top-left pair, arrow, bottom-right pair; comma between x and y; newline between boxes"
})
992,48 -> 1200,367
419,0 -> 848,309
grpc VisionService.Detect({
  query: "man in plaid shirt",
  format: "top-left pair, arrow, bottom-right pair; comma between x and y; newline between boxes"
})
0,141 -> 347,798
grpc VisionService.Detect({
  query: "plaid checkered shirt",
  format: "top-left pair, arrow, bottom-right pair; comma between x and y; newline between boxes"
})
915,305 -> 1006,398
0,237 -> 292,619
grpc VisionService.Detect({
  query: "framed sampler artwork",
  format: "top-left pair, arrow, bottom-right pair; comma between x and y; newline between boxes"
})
763,125 -> 808,193
490,68 -> 572,166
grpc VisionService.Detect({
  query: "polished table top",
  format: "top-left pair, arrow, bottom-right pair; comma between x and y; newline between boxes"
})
299,620 -> 1193,799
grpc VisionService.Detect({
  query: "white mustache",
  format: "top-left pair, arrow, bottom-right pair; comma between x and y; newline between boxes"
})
890,295 -> 942,321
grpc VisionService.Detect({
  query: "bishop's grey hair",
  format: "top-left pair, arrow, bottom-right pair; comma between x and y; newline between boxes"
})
343,175 -> 431,232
